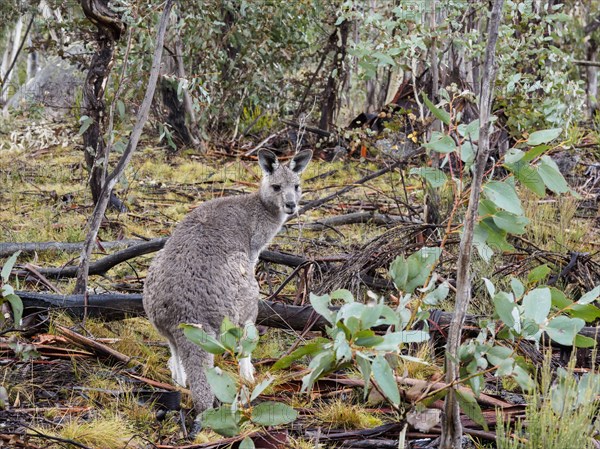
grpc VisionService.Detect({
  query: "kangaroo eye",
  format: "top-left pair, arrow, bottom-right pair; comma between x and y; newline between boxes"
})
272,185 -> 281,192
294,184 -> 299,191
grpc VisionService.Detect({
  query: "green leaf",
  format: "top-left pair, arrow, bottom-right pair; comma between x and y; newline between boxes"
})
492,211 -> 529,235
251,402 -> 298,426
574,334 -> 597,348
373,51 -> 395,66
539,156 -> 570,194
510,278 -> 525,299
5,293 -> 23,326
389,256 -> 409,291
528,264 -> 551,284
504,148 -> 525,164
410,167 -> 448,188
272,339 -> 327,371
355,352 -> 372,399
545,316 -> 585,346
457,119 -> 480,141
507,161 -> 546,197
201,407 -> 241,437
373,331 -> 429,351
522,288 -> 551,324
422,94 -> 450,125
483,178 -> 523,215
423,282 -> 449,305
301,350 -> 335,393
372,354 -> 400,406
494,292 -> 516,327
522,144 -> 551,163
333,332 -> 352,363
512,365 -> 535,391
473,223 -> 493,263
424,132 -> 456,153
251,376 -> 274,401
569,304 -> 600,322
180,324 -> 227,355
204,367 -> 237,403
550,287 -> 571,308
117,100 -> 125,119
577,285 -> 600,305
456,389 -> 488,430
1,251 -> 20,283
354,331 -> 385,348
460,142 -> 476,166
239,437 -> 255,449
483,278 -> 496,298
309,293 -> 335,324
240,323 -> 259,356
404,247 -> 442,294
526,128 -> 562,146
486,346 -> 513,366
330,289 -> 354,304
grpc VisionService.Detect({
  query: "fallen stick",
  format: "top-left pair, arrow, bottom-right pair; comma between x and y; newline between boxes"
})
55,324 -> 135,366
0,239 -> 145,258
16,291 -> 600,345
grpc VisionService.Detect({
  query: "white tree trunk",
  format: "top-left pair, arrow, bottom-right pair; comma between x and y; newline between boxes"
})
1,17 -> 24,103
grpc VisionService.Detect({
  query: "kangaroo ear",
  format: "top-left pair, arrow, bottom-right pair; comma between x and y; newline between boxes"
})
258,149 -> 279,175
289,150 -> 312,174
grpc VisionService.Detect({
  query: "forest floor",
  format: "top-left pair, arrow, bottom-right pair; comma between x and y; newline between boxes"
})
1,116 -> 600,449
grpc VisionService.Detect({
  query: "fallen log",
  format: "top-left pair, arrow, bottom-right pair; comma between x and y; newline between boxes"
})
15,291 -> 600,346
10,238 -> 307,279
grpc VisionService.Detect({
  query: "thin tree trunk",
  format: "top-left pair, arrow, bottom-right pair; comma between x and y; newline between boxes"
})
74,0 -> 174,296
319,19 -> 350,131
1,17 -> 24,103
440,1 -> 504,448
79,0 -> 124,206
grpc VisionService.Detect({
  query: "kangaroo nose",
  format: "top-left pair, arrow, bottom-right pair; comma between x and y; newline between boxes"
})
285,201 -> 296,210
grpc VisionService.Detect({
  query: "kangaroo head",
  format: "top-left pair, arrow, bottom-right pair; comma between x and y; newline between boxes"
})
257,149 -> 312,216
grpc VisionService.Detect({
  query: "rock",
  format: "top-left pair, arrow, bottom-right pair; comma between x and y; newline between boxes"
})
4,54 -> 84,117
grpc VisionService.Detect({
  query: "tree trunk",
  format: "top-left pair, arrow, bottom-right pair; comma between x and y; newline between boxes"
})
74,0 -> 174,296
79,0 -> 124,206
319,19 -> 350,131
440,1 -> 504,448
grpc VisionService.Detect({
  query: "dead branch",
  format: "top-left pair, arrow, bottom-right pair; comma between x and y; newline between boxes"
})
16,291 -> 600,345
297,147 -> 424,216
0,239 -> 145,258
293,211 -> 421,231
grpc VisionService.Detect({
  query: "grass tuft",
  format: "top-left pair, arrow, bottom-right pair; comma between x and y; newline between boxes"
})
313,398 -> 383,430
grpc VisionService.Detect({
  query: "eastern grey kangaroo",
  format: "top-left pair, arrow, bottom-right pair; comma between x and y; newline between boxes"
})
143,149 -> 312,414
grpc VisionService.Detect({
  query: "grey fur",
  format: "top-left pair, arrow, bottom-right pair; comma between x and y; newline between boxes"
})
143,149 -> 312,413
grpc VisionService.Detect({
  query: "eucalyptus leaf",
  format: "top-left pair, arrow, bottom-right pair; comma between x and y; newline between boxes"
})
577,285 -> 600,305
526,128 -> 562,146
372,354 -> 400,406
539,156 -> 570,194
410,167 -> 448,188
456,389 -> 488,430
522,288 -> 551,324
309,293 -> 335,324
181,324 -> 227,355
545,316 -> 585,346
483,178 -> 523,215
201,407 -> 241,437
424,132 -> 456,153
1,251 -> 20,283
422,94 -> 450,125
251,402 -> 298,426
204,367 -> 238,403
